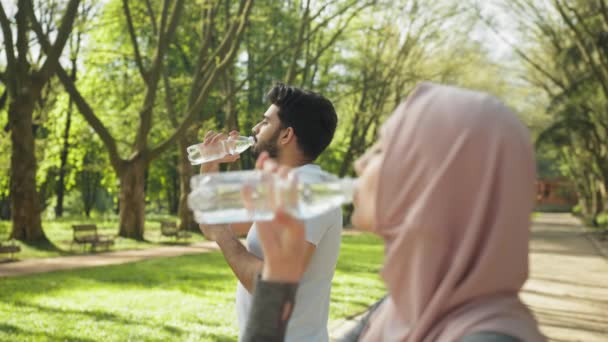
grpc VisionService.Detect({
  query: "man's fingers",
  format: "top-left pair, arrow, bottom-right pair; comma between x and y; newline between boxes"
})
210,132 -> 226,144
224,154 -> 240,163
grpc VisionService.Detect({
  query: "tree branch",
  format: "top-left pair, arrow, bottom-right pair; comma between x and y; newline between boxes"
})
553,0 -> 608,97
35,0 -> 80,82
29,2 -> 124,171
302,3 -> 366,79
476,8 -> 566,90
195,0 -> 245,89
149,0 -> 253,160
285,0 -> 310,84
122,0 -> 147,82
134,0 -> 183,153
144,0 -> 158,33
156,0 -> 170,44
599,0 -> 608,29
60,63 -> 124,170
563,2 -> 608,80
0,3 -> 17,94
184,2 -> 218,107
16,0 -> 29,84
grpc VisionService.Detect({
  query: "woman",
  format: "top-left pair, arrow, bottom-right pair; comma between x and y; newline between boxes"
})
243,82 -> 546,341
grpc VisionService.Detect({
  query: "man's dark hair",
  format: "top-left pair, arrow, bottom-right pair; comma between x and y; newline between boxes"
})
266,83 -> 338,161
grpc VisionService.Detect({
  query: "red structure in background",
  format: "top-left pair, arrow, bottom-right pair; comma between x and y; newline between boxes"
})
536,178 -> 578,208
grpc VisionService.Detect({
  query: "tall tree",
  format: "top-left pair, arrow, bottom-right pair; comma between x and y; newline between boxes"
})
159,0 -> 256,232
491,0 -> 608,223
55,2 -> 92,218
34,0 -> 253,239
0,0 -> 80,241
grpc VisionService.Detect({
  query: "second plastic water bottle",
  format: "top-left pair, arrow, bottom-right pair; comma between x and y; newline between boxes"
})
187,170 -> 356,224
187,136 -> 255,165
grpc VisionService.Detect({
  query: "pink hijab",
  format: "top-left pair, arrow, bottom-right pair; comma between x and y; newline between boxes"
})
362,83 -> 545,341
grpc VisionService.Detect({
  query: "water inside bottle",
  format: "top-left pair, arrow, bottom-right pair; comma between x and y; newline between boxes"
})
297,182 -> 350,219
187,137 -> 254,165
189,172 -> 277,223
188,171 -> 354,224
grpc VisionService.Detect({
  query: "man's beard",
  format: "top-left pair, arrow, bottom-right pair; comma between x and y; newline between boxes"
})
252,128 -> 281,158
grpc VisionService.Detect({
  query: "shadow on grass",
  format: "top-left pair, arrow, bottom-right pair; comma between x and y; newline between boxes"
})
0,313 -> 235,341
156,240 -> 196,246
0,253 -> 237,301
21,239 -> 62,252
0,322 -> 97,342
11,300 -> 188,337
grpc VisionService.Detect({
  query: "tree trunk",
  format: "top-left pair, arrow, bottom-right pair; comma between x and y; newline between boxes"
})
55,61 -> 77,218
177,128 -> 198,232
8,98 -> 47,241
169,155 -> 179,215
223,65 -> 242,171
118,158 -> 147,240
0,189 -> 10,220
55,98 -> 72,217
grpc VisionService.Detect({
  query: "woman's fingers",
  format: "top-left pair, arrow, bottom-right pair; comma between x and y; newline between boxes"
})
203,131 -> 217,145
255,152 -> 270,170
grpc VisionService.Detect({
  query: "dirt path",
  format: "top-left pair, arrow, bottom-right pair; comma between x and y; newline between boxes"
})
0,241 -> 219,277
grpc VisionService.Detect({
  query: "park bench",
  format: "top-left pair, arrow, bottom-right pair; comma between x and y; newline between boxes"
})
0,238 -> 21,260
71,224 -> 115,251
160,221 -> 192,241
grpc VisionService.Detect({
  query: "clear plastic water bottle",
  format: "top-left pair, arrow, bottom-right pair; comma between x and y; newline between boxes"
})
187,136 -> 255,165
187,170 -> 356,224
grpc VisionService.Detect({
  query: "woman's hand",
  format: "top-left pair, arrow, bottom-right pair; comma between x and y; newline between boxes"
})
251,152 -> 308,283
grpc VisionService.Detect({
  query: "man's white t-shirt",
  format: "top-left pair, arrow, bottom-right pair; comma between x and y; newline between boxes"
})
236,164 -> 343,342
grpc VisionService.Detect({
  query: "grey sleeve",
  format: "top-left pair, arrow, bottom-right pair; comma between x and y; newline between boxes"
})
242,277 -> 299,342
304,209 -> 340,246
460,332 -> 520,342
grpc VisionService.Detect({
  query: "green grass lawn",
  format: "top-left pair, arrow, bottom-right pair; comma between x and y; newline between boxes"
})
0,233 -> 386,341
0,216 -> 208,261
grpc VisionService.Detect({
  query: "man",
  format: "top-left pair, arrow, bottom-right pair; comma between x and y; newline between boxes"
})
198,83 -> 342,341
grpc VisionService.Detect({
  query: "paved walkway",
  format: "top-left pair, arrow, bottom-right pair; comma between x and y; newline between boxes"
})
330,214 -> 608,341
522,213 -> 608,341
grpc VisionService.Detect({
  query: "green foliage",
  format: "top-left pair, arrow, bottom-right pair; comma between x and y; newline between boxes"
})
494,0 -> 608,222
2,0 -> 555,236
595,212 -> 608,229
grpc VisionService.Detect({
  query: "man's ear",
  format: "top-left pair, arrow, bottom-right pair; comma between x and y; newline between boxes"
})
279,127 -> 296,146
